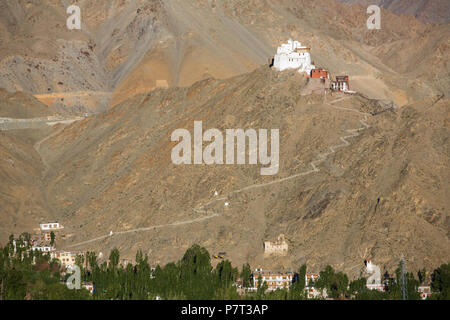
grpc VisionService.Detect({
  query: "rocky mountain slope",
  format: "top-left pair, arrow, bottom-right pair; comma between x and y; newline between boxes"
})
32,67 -> 449,276
0,89 -> 54,119
0,91 -> 59,238
337,0 -> 450,24
0,0 -> 448,278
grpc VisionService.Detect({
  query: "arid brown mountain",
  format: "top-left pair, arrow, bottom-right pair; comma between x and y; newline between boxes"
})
31,67 -> 449,277
0,0 -> 448,112
0,130 -> 51,238
0,89 -> 53,119
0,0 -> 449,278
337,0 -> 450,24
0,91 -> 58,239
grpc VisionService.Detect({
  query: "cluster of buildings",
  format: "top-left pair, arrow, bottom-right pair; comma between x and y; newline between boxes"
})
248,269 -> 325,298
14,222 -> 95,294
252,269 -> 296,291
261,235 -> 322,297
51,250 -> 84,268
272,39 -> 352,93
305,273 -> 323,299
29,222 -> 85,269
31,222 -> 61,252
19,221 -> 434,299
364,259 -> 432,300
247,258 -> 432,299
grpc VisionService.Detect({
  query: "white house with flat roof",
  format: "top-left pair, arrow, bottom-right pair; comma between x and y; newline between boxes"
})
40,222 -> 63,231
51,250 -> 83,267
31,245 -> 55,252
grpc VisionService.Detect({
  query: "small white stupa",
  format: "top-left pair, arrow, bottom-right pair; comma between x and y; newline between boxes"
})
273,39 -> 315,74
365,259 -> 381,285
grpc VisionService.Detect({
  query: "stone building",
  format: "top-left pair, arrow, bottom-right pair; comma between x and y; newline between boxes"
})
264,234 -> 288,256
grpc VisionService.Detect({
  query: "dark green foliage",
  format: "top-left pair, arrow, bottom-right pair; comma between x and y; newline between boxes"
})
240,263 -> 252,288
255,275 -> 268,299
348,277 -> 366,297
348,278 -> 388,300
288,264 -> 307,300
109,248 -> 120,269
353,288 -> 387,300
0,234 -> 90,300
386,262 -> 420,300
82,244 -> 240,300
418,268 -> 426,284
1,235 -> 449,300
50,232 -> 55,247
316,265 -> 348,299
430,263 -> 450,300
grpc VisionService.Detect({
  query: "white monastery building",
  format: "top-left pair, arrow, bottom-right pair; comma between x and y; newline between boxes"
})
273,39 -> 316,74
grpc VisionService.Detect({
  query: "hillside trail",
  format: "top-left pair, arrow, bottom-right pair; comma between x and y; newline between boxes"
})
67,95 -> 372,249
33,91 -> 112,100
0,116 -> 83,220
32,119 -> 83,222
33,120 -> 83,172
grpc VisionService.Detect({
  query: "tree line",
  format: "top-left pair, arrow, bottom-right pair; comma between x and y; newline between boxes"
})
1,234 -> 449,300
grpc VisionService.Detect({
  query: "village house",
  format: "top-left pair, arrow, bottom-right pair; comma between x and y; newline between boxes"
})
305,273 -> 324,299
366,283 -> 387,292
264,234 -> 288,256
306,286 -> 323,299
331,75 -> 350,92
305,273 -> 320,286
82,282 -> 95,294
252,270 -> 296,291
273,39 -> 316,74
40,222 -> 64,231
311,68 -> 329,79
301,71 -> 331,96
33,232 -> 52,243
12,240 -> 31,254
51,250 -> 83,267
33,232 -> 52,241
31,245 -> 55,252
418,286 -> 432,300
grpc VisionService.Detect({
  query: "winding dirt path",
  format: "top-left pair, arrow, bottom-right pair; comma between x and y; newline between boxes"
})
33,119 -> 83,172
67,97 -> 371,248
